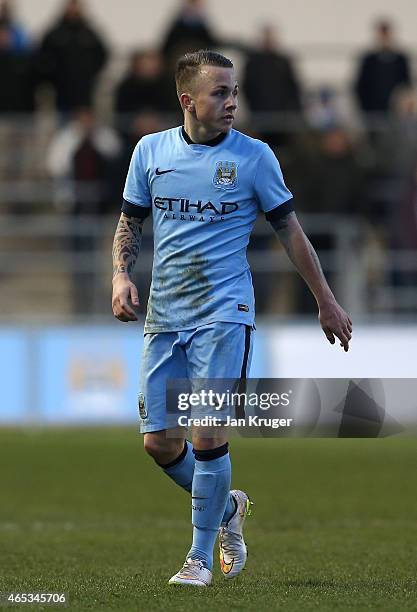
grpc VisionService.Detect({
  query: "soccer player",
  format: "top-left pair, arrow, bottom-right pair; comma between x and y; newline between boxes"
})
112,50 -> 352,587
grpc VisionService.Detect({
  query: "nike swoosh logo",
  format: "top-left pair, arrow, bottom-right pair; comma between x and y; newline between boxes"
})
219,548 -> 234,574
155,167 -> 175,175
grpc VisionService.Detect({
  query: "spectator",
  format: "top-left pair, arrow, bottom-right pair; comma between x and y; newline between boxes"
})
0,0 -> 30,53
394,159 -> 417,255
306,86 -> 342,131
378,88 -> 417,183
115,49 -> 175,136
0,14 -> 35,185
307,127 -> 365,216
354,20 -> 411,124
119,111 -> 165,179
46,107 -> 121,214
161,0 -> 218,71
242,25 -> 302,147
288,127 -> 367,312
46,108 -> 121,313
372,88 -> 417,247
36,0 -> 108,114
0,21 -> 34,113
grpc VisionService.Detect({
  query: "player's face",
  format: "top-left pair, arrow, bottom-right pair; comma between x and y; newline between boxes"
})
191,66 -> 238,133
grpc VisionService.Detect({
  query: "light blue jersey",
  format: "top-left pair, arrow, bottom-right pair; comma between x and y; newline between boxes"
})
123,126 -> 293,333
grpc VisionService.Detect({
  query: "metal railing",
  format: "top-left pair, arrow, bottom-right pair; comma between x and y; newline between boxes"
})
0,212 -> 416,320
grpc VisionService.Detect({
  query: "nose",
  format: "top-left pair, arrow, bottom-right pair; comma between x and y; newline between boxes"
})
225,94 -> 237,111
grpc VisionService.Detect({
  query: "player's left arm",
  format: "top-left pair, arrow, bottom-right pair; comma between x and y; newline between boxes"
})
271,211 -> 353,352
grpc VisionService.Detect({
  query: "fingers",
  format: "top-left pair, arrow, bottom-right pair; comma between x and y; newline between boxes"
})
112,281 -> 140,322
130,284 -> 140,307
323,326 -> 351,351
323,328 -> 335,344
112,296 -> 138,322
338,334 -> 349,352
336,327 -> 351,352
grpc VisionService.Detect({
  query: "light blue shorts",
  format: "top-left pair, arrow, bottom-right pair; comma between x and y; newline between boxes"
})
138,322 -> 253,433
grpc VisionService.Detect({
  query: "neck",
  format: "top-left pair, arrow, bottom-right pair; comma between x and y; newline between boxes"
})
183,115 -> 224,144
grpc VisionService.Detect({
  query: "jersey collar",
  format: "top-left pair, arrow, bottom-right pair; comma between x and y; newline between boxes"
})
181,126 -> 228,147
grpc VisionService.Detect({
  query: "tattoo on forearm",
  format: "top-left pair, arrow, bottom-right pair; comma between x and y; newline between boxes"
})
112,214 -> 143,278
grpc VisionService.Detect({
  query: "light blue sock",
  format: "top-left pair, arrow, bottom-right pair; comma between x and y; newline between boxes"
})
157,440 -> 236,522
187,445 -> 231,570
222,491 -> 237,525
158,440 -> 194,493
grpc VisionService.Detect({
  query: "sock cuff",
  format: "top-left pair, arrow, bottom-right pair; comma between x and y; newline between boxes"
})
156,440 -> 189,468
193,442 -> 229,461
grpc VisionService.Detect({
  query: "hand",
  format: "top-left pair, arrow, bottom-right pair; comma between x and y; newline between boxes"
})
318,299 -> 352,352
112,273 -> 140,322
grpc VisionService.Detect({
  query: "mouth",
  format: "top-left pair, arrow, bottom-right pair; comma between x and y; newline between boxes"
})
223,115 -> 235,121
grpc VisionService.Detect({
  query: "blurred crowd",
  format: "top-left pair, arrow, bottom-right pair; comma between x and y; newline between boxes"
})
1,0 -> 416,313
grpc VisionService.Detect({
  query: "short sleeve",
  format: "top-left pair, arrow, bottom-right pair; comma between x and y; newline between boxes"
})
254,145 -> 293,213
122,138 -> 151,211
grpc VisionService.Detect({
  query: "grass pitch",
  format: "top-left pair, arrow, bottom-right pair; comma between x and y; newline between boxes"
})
0,428 -> 416,611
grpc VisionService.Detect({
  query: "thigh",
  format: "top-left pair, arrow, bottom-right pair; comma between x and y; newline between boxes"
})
140,332 -> 187,433
186,322 -> 253,380
186,323 -> 254,444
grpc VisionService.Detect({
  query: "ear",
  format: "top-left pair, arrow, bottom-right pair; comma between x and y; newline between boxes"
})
180,93 -> 195,113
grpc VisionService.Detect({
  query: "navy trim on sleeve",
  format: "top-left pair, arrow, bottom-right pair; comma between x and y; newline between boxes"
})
121,198 -> 151,219
265,198 -> 294,222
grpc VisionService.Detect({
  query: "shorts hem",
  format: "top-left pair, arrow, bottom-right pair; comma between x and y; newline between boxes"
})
139,422 -> 184,433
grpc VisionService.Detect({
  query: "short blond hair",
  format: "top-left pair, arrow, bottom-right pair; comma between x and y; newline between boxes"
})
175,49 -> 233,95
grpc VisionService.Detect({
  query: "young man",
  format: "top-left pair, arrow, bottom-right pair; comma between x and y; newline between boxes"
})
112,50 -> 352,587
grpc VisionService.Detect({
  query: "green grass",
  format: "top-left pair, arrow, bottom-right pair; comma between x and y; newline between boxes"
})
0,429 -> 417,611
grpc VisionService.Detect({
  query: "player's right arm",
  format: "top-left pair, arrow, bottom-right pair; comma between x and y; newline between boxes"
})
112,212 -> 144,322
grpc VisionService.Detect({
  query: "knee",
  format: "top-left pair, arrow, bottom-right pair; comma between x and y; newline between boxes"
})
143,434 -> 184,465
143,435 -> 165,460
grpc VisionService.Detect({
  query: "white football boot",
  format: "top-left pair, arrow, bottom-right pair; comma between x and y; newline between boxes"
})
219,489 -> 253,579
168,558 -> 212,587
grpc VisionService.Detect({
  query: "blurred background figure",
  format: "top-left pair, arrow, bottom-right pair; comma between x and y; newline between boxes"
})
307,127 -> 365,217
114,49 -> 175,138
0,0 -> 30,52
116,109 -> 165,199
46,107 -> 121,214
279,126 -> 367,313
0,19 -> 34,115
118,110 -> 164,177
306,86 -> 342,131
395,158 -> 417,256
354,19 -> 411,131
242,24 -> 302,148
36,0 -> 108,115
46,108 -> 121,313
377,87 -> 417,193
370,88 -> 417,293
0,2 -> 34,187
367,88 -> 417,229
161,0 -> 218,71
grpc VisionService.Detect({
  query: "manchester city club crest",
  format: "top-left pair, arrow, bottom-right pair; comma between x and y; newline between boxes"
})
138,393 -> 147,420
213,161 -> 238,189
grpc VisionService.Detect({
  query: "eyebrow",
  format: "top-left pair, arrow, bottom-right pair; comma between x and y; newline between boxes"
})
212,84 -> 239,91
